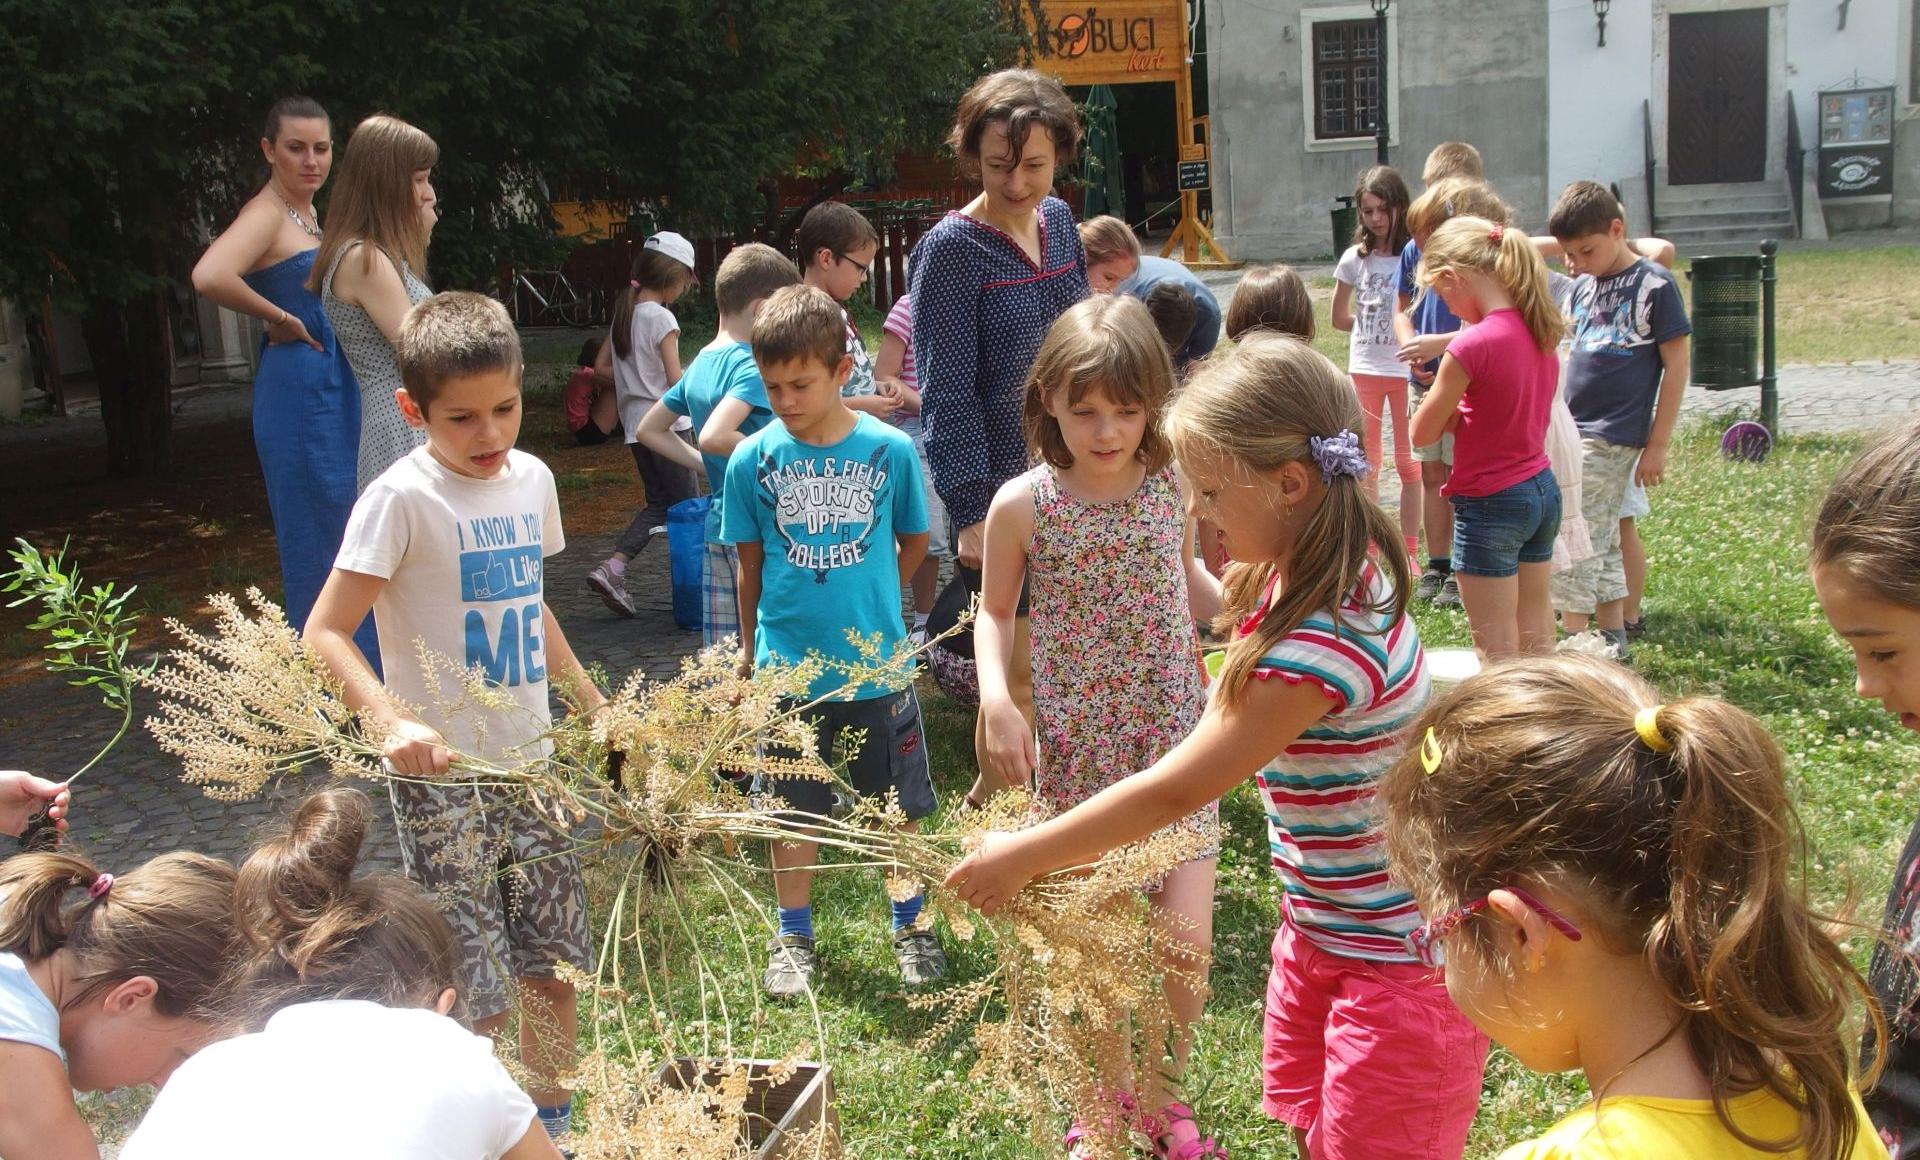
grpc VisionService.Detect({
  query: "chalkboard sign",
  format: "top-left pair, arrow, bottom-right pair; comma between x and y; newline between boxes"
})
1819,144 -> 1893,200
1177,159 -> 1210,192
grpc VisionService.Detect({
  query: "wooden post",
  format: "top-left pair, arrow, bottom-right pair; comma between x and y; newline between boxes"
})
1158,1 -> 1232,265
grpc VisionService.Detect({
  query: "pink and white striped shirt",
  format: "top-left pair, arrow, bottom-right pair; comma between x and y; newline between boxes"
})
1243,564 -> 1430,962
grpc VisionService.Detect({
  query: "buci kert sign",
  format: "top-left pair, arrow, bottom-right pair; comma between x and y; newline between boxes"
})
1013,0 -> 1188,85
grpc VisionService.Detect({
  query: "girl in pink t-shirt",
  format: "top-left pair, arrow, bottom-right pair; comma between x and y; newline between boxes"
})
1410,215 -> 1566,659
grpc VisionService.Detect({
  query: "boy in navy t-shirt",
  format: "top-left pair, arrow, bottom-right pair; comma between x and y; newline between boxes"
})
1546,181 -> 1691,659
719,284 -> 942,998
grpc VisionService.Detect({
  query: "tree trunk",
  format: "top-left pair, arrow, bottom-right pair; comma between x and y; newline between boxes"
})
81,290 -> 174,477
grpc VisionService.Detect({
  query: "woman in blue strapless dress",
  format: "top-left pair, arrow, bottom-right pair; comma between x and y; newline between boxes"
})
191,98 -> 376,663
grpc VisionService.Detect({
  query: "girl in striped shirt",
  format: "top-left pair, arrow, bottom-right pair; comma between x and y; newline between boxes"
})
948,335 -> 1487,1159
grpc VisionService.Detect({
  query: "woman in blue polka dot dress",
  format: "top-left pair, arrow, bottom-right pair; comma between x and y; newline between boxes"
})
910,68 -> 1090,808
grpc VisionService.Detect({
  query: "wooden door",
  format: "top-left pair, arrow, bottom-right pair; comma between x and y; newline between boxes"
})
1667,8 -> 1769,185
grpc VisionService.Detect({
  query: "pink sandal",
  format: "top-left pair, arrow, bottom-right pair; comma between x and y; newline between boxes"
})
1066,1089 -> 1141,1158
1153,1102 -> 1227,1160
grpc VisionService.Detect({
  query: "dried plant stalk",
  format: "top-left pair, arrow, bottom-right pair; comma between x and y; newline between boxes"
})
142,590 -> 1200,1159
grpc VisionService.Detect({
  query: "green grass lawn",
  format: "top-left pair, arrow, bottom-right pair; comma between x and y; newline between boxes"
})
1295,244 -> 1920,371
577,420 -> 1918,1158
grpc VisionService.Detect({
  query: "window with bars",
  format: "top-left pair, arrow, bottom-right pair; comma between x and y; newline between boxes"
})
1312,19 -> 1381,140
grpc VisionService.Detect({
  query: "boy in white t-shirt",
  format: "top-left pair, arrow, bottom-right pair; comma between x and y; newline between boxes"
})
304,291 -> 604,1147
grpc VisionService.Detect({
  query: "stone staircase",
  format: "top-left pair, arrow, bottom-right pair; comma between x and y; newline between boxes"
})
1652,181 -> 1796,254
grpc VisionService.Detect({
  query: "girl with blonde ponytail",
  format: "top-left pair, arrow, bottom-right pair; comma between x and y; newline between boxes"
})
1381,653 -> 1884,1160
1411,214 -> 1567,659
951,338 -> 1490,1160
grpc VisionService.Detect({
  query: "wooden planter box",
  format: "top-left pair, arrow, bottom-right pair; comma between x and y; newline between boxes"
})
651,1057 -> 839,1159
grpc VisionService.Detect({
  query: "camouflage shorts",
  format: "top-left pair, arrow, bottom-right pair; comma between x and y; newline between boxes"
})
390,778 -> 594,1021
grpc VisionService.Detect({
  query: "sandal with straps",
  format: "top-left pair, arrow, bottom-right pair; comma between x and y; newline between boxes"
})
1066,1089 -> 1140,1158
1153,1102 -> 1227,1160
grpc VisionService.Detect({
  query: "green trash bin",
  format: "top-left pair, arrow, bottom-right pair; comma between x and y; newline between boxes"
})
1686,255 -> 1762,390
1330,196 -> 1357,258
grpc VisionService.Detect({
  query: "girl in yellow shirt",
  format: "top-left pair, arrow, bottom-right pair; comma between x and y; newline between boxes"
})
1378,654 -> 1887,1160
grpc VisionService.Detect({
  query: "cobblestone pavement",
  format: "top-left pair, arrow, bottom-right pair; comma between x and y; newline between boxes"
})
5,358 -> 1918,871
1,533 -> 699,871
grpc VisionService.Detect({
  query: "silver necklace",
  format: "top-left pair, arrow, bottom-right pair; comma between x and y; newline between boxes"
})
271,184 -> 322,239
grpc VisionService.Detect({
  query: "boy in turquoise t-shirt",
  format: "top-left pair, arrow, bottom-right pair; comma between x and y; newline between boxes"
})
631,244 -> 799,647
718,284 -> 941,998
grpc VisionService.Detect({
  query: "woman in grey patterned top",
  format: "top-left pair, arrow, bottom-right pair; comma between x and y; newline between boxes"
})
307,113 -> 441,492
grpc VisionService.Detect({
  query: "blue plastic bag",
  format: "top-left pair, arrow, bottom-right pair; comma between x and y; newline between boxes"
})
666,497 -> 709,631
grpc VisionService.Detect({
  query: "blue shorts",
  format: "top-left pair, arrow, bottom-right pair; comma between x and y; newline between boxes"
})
1448,469 -> 1561,578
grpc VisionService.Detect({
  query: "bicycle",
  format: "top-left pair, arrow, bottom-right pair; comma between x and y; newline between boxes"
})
503,268 -> 593,327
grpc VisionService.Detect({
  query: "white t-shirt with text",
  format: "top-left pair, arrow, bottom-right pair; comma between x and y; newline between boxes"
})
335,447 -> 565,763
1335,245 -> 1407,378
119,1000 -> 538,1160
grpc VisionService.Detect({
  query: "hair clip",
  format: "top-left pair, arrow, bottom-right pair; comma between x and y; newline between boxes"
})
1420,727 -> 1444,775
628,279 -> 640,289
1308,430 -> 1371,483
1489,223 -> 1505,243
1634,705 -> 1673,753
88,873 -> 114,901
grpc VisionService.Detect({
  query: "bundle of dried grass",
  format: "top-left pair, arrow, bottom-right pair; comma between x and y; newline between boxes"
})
142,590 -> 1199,1159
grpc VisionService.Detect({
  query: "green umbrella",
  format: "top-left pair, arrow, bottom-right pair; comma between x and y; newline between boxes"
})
1080,84 -> 1124,220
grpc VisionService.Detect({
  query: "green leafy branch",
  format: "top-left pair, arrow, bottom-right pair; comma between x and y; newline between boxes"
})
3,538 -> 152,782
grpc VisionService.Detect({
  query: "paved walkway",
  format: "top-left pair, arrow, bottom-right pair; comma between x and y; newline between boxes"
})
2,535 -> 699,870
4,358 -> 1918,871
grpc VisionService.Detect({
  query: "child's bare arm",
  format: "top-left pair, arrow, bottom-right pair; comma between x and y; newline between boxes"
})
734,543 -> 764,668
845,392 -> 904,417
698,397 -> 757,459
1393,291 -> 1417,345
0,1043 -> 108,1160
657,331 -> 684,388
539,604 -> 606,714
947,675 -> 1334,914
304,568 -> 450,776
1639,335 -> 1691,488
1633,237 -> 1677,268
1410,354 -> 1470,448
1330,279 -> 1356,333
636,401 -> 703,473
501,1117 -> 567,1160
592,337 -> 615,385
1174,468 -> 1224,622
895,531 -> 928,585
976,482 -> 1035,786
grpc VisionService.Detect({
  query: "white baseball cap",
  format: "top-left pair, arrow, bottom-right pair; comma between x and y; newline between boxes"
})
644,231 -> 696,273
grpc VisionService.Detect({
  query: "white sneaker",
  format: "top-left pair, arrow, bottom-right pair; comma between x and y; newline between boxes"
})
586,562 -> 635,618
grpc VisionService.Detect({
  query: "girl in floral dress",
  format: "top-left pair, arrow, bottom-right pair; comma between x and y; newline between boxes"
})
976,295 -> 1225,1160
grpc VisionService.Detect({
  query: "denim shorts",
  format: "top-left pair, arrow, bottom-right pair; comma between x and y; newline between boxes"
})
1448,468 -> 1561,578
758,687 -> 938,822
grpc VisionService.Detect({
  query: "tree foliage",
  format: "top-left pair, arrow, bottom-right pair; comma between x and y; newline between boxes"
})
0,0 -> 1017,470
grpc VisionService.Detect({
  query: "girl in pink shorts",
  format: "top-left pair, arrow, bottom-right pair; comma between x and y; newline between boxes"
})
947,337 -> 1487,1159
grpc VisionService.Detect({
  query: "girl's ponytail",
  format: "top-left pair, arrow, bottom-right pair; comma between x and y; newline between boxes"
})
1421,216 -> 1565,354
0,851 -> 106,961
1490,224 -> 1565,352
230,787 -> 460,1024
1649,698 -> 1872,1160
612,247 -> 694,361
0,850 -> 237,1018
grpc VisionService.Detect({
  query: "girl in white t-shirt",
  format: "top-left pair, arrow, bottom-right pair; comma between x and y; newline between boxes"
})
1332,165 -> 1421,563
121,788 -> 560,1160
0,846 -> 238,1160
588,231 -> 702,617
